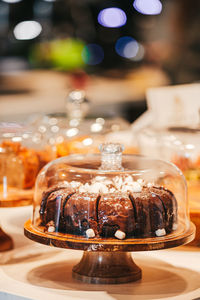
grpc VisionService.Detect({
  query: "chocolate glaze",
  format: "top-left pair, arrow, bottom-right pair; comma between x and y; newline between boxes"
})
98,193 -> 135,237
39,185 -> 178,238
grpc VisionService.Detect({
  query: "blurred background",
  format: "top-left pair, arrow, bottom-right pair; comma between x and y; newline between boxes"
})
0,0 -> 199,122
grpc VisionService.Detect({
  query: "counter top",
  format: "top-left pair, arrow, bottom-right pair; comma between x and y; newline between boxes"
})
0,67 -> 169,120
0,206 -> 199,300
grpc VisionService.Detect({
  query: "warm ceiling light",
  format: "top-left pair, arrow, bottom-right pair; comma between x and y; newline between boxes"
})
82,44 -> 104,65
115,36 -> 139,59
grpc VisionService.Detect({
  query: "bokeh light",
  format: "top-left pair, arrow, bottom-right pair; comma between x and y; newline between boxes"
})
82,44 -> 104,65
98,7 -> 127,28
133,0 -> 162,15
115,36 -> 139,59
2,0 -> 22,3
50,39 -> 85,70
30,38 -> 85,70
13,21 -> 42,40
131,44 -> 145,61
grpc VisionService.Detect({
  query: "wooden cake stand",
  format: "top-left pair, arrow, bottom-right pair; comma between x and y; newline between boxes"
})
24,220 -> 195,284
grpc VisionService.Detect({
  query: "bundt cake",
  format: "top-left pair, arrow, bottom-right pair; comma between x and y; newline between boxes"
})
39,176 -> 178,239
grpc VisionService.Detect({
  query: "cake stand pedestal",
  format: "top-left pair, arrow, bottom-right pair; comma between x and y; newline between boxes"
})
24,220 -> 195,284
72,251 -> 141,284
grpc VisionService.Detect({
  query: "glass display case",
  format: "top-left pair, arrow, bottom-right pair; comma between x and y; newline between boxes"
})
30,89 -> 138,158
31,143 -> 191,240
137,126 -> 200,245
0,122 -> 55,207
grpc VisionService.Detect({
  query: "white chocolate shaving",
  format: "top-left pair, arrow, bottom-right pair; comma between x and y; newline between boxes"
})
86,228 -> 95,238
115,230 -> 126,240
155,228 -> 166,237
124,175 -> 134,184
60,175 -> 154,194
114,176 -> 123,189
137,178 -> 144,185
70,181 -> 82,188
121,185 -> 133,193
172,223 -> 178,231
131,182 -> 142,193
90,182 -> 109,194
79,185 -> 87,193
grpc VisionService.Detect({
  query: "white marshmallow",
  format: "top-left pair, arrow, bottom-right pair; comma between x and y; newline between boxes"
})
131,182 -> 142,193
95,176 -> 107,182
114,230 -> 126,240
100,184 -> 109,194
114,176 -> 123,189
137,178 -> 144,185
124,175 -> 134,184
79,185 -> 87,193
172,223 -> 178,231
48,226 -> 55,233
121,185 -> 133,193
75,176 -> 147,194
89,182 -> 103,193
86,228 -> 95,238
70,181 -> 82,188
155,228 -> 166,237
84,182 -> 109,194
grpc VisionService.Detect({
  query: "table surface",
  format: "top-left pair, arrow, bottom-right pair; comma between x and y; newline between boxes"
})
0,206 -> 200,300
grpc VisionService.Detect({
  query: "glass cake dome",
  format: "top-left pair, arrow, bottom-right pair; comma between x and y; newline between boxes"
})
32,143 -> 190,242
137,126 -> 200,210
0,122 -> 56,206
137,126 -> 200,244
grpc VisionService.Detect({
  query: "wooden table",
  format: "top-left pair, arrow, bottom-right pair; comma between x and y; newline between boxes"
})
0,206 -> 200,300
0,67 -> 169,121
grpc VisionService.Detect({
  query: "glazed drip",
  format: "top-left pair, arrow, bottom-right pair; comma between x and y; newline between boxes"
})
96,195 -> 101,222
153,186 -> 178,224
148,193 -> 165,233
151,192 -> 168,221
128,194 -> 138,222
40,186 -> 67,216
62,192 -> 75,217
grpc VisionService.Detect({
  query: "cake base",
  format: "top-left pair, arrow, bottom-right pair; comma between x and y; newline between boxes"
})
24,220 -> 195,285
72,251 -> 141,284
0,227 -> 13,252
